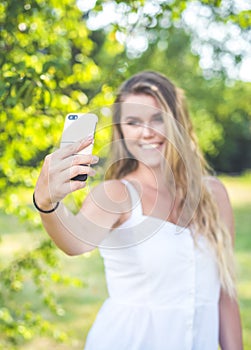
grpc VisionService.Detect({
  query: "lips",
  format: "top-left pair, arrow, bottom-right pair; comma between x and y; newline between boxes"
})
140,142 -> 163,150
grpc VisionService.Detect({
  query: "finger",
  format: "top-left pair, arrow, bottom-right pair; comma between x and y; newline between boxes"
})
59,154 -> 99,172
59,180 -> 87,196
69,180 -> 87,193
76,134 -> 94,153
62,165 -> 96,183
73,154 -> 99,165
57,134 -> 94,160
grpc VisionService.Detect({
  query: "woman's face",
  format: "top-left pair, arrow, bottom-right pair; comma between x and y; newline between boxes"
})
120,93 -> 166,169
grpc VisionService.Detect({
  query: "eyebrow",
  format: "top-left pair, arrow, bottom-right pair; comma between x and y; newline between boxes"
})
122,112 -> 162,120
123,116 -> 141,121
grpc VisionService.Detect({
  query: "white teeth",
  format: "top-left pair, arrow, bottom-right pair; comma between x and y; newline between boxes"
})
141,143 -> 159,149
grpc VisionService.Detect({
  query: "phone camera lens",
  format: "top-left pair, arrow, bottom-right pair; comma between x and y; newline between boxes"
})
68,114 -> 78,120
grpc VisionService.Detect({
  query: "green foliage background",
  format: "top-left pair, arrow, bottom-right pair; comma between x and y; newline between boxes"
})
0,0 -> 250,348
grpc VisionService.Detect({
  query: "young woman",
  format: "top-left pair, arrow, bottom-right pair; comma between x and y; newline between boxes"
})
34,71 -> 243,349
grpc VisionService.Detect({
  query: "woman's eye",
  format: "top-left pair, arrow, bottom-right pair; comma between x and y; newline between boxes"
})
126,120 -> 141,126
153,115 -> 163,123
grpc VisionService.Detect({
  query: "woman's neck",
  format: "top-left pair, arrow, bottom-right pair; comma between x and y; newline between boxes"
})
126,162 -> 167,190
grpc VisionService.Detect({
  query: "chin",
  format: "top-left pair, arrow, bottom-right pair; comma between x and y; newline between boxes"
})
126,147 -> 165,169
138,156 -> 163,169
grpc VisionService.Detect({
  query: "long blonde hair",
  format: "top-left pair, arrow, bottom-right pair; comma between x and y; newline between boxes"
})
106,71 -> 236,298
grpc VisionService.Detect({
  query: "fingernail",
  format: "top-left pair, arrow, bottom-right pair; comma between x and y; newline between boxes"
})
92,155 -> 99,163
89,168 -> 96,176
86,133 -> 94,141
79,134 -> 93,146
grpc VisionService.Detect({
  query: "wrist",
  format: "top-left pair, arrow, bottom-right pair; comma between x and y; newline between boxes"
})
33,192 -> 59,214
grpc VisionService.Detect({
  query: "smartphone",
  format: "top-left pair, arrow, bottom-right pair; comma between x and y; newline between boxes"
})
60,113 -> 98,181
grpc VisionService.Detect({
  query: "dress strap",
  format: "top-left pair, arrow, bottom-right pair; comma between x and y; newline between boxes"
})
120,179 -> 143,217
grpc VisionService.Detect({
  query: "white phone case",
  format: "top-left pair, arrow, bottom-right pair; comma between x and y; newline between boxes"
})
60,113 -> 98,180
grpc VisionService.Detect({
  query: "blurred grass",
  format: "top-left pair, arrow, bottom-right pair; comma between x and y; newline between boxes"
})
0,173 -> 250,349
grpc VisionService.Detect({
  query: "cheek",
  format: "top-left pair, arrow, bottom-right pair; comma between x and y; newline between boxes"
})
123,138 -> 137,157
120,125 -> 135,139
120,126 -> 138,148
120,134 -> 139,160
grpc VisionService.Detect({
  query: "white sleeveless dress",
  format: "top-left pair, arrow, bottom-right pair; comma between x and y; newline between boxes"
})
84,180 -> 221,350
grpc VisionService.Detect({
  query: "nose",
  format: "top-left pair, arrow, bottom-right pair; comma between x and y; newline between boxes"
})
141,123 -> 155,138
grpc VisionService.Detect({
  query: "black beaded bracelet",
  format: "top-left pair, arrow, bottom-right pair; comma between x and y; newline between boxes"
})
33,192 -> 59,213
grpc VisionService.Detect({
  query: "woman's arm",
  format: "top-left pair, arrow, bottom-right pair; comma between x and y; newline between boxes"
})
219,289 -> 243,350
34,137 -> 130,256
207,177 -> 243,350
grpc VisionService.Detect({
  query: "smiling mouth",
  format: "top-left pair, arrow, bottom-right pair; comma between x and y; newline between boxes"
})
140,143 -> 163,150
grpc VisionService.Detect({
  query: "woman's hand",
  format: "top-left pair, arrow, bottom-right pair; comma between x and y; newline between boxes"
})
34,135 -> 99,211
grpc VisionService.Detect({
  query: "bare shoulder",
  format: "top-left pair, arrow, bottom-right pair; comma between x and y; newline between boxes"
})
91,179 -> 129,203
82,179 -> 131,213
203,175 -> 230,203
203,175 -> 234,240
76,179 -> 131,233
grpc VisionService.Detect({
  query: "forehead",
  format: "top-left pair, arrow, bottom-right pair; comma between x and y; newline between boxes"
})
121,94 -> 161,119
